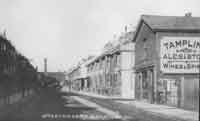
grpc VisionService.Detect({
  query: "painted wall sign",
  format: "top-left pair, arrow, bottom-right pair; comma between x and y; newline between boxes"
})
160,37 -> 200,73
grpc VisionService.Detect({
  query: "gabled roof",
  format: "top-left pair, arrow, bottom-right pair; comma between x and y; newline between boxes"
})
118,31 -> 135,44
142,15 -> 200,31
86,31 -> 135,66
133,14 -> 200,41
83,56 -> 97,66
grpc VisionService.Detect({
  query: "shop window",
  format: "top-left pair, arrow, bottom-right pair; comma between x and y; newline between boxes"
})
157,79 -> 179,106
166,80 -> 179,106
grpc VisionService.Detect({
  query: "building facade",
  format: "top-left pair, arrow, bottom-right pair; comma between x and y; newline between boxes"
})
0,34 -> 38,106
134,14 -> 200,111
66,56 -> 96,92
68,66 -> 81,91
45,72 -> 66,83
85,31 -> 135,99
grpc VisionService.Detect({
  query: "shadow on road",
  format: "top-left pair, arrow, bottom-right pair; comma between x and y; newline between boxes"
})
0,88 -> 122,121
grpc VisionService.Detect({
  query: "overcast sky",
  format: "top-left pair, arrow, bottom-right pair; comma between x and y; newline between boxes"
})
0,0 -> 199,72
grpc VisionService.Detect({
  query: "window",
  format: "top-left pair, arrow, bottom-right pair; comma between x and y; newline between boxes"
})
143,38 -> 147,49
143,38 -> 148,59
117,54 -> 121,67
3,44 -> 6,51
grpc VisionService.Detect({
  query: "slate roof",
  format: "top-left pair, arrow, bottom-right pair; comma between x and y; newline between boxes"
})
86,31 -> 135,66
141,15 -> 200,31
133,14 -> 200,41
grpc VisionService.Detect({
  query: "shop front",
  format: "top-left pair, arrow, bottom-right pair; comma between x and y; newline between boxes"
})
156,74 -> 199,111
158,36 -> 200,110
156,77 -> 180,107
135,67 -> 154,103
134,14 -> 200,111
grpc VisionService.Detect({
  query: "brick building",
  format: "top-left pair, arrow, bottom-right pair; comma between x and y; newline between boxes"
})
0,34 -> 37,106
45,72 -> 66,83
134,14 -> 200,111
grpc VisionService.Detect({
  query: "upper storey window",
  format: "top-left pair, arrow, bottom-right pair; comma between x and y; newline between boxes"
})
143,38 -> 147,49
3,44 -> 6,51
143,38 -> 148,60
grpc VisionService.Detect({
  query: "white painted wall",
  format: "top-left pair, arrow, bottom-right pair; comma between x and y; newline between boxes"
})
78,64 -> 86,78
120,42 -> 135,99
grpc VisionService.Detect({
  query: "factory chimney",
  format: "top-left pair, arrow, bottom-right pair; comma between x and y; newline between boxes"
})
44,58 -> 47,75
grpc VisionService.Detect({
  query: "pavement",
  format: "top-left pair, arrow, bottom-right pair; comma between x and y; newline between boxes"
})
1,87 -> 198,121
118,101 -> 199,121
72,90 -> 125,99
72,90 -> 199,121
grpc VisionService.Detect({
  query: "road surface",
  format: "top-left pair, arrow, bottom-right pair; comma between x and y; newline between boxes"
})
1,88 -> 189,121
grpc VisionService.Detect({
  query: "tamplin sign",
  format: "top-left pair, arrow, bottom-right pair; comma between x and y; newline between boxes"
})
160,37 -> 200,73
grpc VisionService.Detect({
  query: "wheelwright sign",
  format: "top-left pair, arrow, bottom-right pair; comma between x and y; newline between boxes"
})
160,37 -> 200,73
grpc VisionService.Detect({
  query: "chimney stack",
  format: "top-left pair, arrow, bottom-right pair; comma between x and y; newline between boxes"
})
44,58 -> 47,75
185,12 -> 192,17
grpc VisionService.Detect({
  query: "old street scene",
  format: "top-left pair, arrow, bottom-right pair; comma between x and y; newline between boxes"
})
0,0 -> 199,121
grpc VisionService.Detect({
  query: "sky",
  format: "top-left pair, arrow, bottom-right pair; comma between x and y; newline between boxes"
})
0,0 -> 199,72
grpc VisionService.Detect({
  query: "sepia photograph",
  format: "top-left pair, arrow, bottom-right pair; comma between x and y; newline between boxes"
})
0,0 -> 199,121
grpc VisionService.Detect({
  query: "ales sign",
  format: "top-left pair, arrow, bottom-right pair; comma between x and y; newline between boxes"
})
160,37 -> 200,73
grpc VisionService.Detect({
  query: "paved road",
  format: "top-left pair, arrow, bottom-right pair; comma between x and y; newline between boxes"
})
1,88 -> 188,121
1,88 -> 121,121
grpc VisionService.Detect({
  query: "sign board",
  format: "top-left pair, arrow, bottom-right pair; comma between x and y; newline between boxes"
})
160,37 -> 200,73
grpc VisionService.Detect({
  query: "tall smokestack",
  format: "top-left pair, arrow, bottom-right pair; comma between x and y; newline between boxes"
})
44,58 -> 47,75
125,25 -> 127,33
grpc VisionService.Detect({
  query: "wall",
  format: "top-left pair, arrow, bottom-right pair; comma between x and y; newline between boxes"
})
134,23 -> 157,102
47,72 -> 65,82
135,23 -> 157,70
183,77 -> 199,111
0,36 -> 37,108
156,32 -> 200,76
121,42 -> 135,98
156,32 -> 200,111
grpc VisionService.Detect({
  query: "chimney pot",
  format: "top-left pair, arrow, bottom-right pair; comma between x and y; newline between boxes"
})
185,12 -> 192,17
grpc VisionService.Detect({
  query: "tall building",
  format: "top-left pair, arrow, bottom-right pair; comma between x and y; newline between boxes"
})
84,31 -> 135,99
134,14 -> 200,111
0,34 -> 37,106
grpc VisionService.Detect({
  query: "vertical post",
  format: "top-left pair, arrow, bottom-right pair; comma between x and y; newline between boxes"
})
179,76 -> 184,108
149,69 -> 154,104
154,66 -> 157,104
199,49 -> 200,110
44,58 -> 47,75
139,72 -> 143,100
132,71 -> 136,99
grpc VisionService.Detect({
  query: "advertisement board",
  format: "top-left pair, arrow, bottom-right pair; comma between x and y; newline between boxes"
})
160,37 -> 200,73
